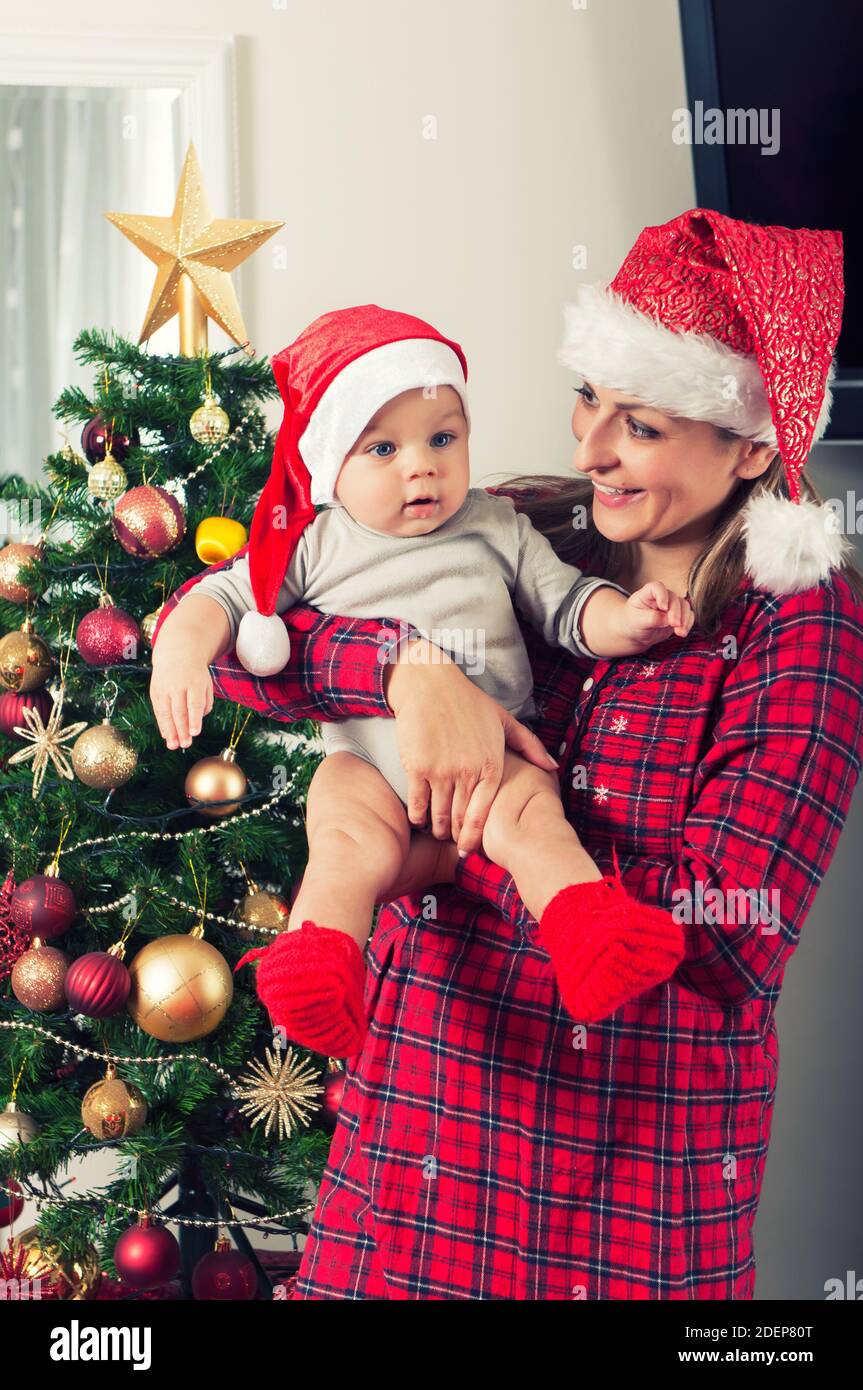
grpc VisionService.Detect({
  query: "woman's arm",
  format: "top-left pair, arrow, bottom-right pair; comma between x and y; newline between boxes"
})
454,582 -> 863,1010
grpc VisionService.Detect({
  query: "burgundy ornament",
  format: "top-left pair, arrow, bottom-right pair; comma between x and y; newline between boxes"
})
81,415 -> 138,465
0,1179 -> 24,1228
10,872 -> 76,939
317,1067 -> 345,1134
65,944 -> 131,1018
113,1216 -> 180,1292
76,595 -> 141,667
0,688 -> 53,740
0,867 -> 29,983
191,1239 -> 257,1300
112,484 -> 186,559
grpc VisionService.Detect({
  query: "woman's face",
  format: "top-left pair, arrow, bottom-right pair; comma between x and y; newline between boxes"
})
570,380 -> 776,547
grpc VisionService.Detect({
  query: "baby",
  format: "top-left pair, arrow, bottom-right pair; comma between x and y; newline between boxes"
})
151,305 -> 692,1057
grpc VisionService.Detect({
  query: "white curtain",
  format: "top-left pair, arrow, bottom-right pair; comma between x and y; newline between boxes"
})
0,83 -> 186,485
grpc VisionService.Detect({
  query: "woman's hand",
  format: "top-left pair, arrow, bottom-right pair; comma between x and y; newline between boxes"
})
383,637 -> 559,853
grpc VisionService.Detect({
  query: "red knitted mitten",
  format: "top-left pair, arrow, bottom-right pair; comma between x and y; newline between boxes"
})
537,850 -> 684,1023
234,921 -> 368,1058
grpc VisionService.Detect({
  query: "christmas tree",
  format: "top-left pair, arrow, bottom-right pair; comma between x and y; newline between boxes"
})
0,144 -> 339,1301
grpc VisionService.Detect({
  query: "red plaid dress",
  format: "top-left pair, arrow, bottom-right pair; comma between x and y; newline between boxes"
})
155,521 -> 863,1299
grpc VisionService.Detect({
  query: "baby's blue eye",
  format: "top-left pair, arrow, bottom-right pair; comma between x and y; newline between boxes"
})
431,431 -> 454,448
369,442 -> 395,458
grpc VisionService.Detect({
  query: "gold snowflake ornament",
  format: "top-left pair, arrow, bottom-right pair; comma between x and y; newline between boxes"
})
233,1046 -> 324,1141
8,684 -> 88,798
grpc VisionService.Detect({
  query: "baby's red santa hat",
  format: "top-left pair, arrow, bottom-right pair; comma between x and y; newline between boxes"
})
558,208 -> 850,595
238,304 -> 470,676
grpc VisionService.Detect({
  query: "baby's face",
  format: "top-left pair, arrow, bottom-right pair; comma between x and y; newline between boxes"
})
333,385 -> 469,535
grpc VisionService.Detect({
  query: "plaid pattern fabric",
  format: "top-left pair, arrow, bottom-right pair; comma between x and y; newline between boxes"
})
158,515 -> 863,1298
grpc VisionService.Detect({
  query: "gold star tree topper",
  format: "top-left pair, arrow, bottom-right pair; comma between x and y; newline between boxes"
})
105,141 -> 283,356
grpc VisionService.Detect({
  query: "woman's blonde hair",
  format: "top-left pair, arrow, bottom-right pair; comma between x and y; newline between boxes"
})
491,445 -> 863,636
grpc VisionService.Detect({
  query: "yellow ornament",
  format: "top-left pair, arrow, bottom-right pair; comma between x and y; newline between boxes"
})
195,516 -> 247,564
0,541 -> 43,604
0,1099 -> 41,1148
236,881 -> 292,941
185,747 -> 248,818
190,394 -> 231,446
81,1063 -> 148,1140
0,620 -> 52,692
105,140 -> 283,354
71,719 -> 138,790
87,448 -> 128,501
5,1226 -> 101,1300
127,924 -> 233,1042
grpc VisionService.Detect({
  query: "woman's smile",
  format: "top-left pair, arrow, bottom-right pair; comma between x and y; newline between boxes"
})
592,478 -> 647,508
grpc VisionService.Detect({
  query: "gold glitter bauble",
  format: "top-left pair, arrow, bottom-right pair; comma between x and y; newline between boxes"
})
127,929 -> 233,1042
11,938 -> 70,1011
71,719 -> 138,789
185,747 -> 247,818
237,887 -> 292,941
87,451 -> 128,501
190,394 -> 230,445
81,1064 -> 148,1139
0,1100 -> 41,1148
141,605 -> 164,647
8,1226 -> 101,1300
0,542 -> 43,604
0,624 -> 52,692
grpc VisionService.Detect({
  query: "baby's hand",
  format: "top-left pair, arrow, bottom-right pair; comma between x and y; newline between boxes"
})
149,651 -> 214,750
621,581 -> 694,650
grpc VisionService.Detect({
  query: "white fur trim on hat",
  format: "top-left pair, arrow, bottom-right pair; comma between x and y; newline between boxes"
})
740,491 -> 852,596
558,283 -> 834,447
299,338 -> 471,507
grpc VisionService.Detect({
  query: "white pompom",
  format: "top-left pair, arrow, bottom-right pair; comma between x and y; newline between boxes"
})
235,610 -> 292,676
741,492 -> 852,596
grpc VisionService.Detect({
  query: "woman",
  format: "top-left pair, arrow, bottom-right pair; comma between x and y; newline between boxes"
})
154,209 -> 863,1297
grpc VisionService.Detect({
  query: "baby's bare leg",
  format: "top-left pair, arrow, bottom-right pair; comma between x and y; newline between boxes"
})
288,752 -> 411,948
481,751 -> 603,919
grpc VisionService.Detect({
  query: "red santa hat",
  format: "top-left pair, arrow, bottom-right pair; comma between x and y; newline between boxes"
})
237,304 -> 470,675
558,208 -> 850,595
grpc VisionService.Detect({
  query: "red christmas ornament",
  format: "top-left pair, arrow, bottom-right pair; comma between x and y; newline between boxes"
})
0,868 -> 29,982
81,415 -> 138,464
76,594 -> 142,667
112,485 -> 186,558
191,1238 -> 257,1300
113,1215 -> 180,1292
0,1179 -> 24,1228
10,872 -> 76,939
318,1065 -> 345,1134
0,688 -> 53,740
65,943 -> 131,1018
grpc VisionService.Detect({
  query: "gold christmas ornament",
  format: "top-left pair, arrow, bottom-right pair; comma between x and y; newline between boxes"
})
11,937 -> 70,1011
81,1063 -> 148,1139
141,605 -> 164,647
185,747 -> 248,818
5,1226 -> 101,1299
7,683 -> 88,798
87,448 -> 128,501
127,924 -> 233,1042
0,1099 -> 41,1148
236,883 -> 292,941
190,394 -> 231,446
0,620 -> 52,692
0,541 -> 43,604
233,1046 -> 323,1141
105,140 -> 283,355
71,718 -> 138,790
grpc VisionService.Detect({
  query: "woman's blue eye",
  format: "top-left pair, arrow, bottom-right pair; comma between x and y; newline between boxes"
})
369,442 -> 395,457
431,431 -> 454,448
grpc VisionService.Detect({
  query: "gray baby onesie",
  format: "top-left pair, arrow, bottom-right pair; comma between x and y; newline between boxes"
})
183,488 -> 627,806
